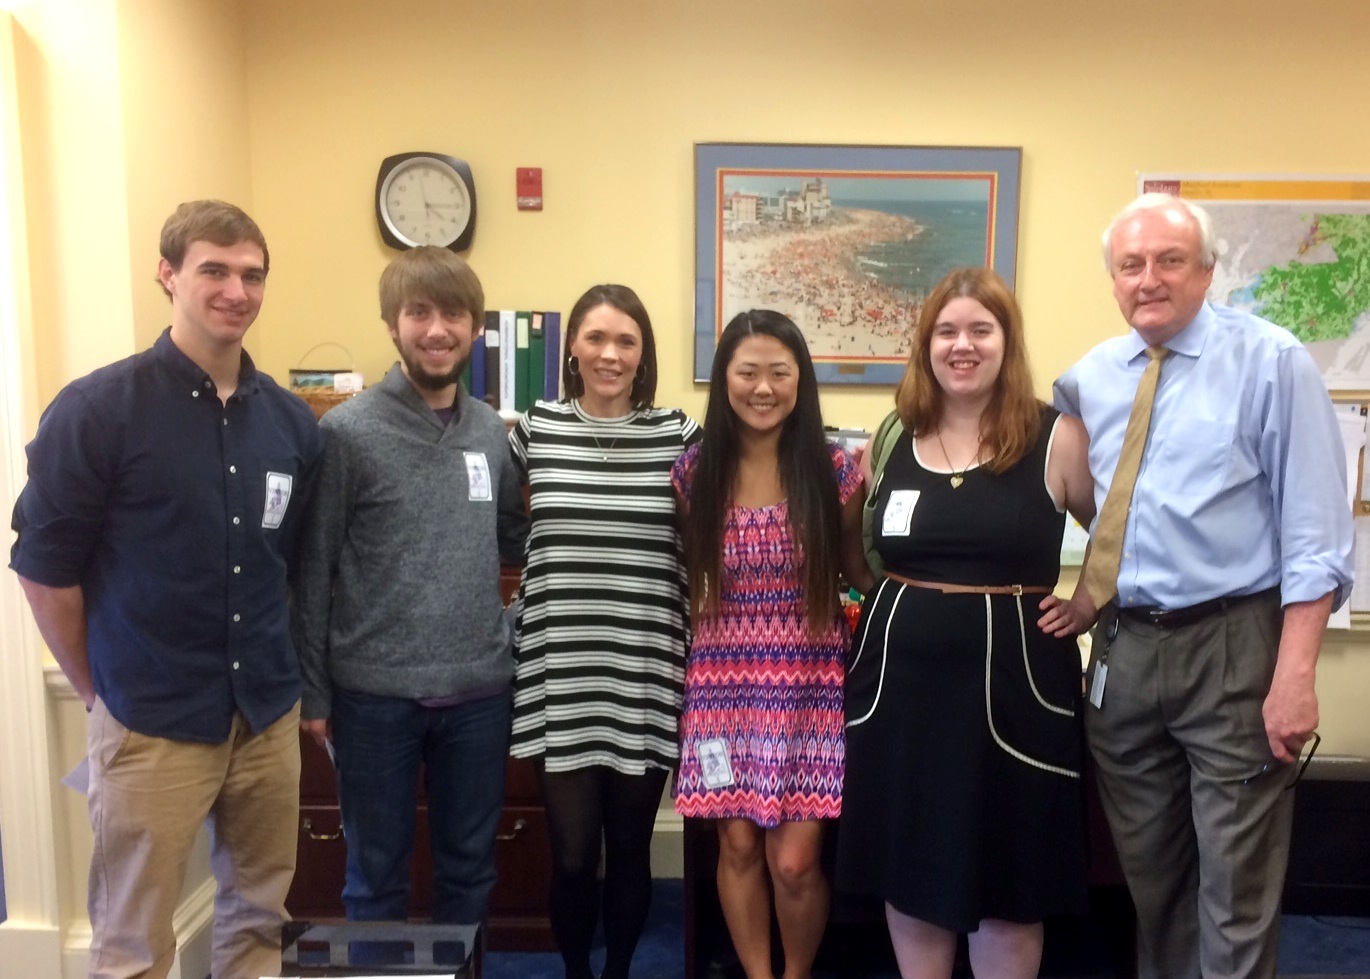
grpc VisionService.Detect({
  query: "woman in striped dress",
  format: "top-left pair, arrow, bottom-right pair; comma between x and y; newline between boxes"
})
509,284 -> 699,979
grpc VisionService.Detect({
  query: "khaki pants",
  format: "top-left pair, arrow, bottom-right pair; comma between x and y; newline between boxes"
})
86,699 -> 301,979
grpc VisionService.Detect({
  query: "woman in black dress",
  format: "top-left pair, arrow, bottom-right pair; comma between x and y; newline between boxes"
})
838,267 -> 1095,978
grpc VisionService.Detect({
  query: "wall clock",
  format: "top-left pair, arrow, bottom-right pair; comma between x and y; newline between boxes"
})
375,152 -> 476,252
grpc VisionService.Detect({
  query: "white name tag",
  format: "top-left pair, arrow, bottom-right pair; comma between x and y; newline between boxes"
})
697,738 -> 735,789
881,489 -> 919,537
464,452 -> 493,501
262,472 -> 293,529
1088,661 -> 1108,709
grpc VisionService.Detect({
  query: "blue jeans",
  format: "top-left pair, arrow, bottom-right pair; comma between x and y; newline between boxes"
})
331,686 -> 511,927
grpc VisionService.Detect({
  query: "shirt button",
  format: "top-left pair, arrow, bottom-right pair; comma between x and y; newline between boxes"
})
223,418 -> 228,426
233,613 -> 241,622
192,390 -> 200,399
232,661 -> 240,670
229,465 -> 237,474
233,565 -> 242,574
232,516 -> 241,525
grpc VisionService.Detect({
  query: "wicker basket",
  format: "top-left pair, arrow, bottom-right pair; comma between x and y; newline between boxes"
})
291,342 -> 359,418
294,388 -> 357,419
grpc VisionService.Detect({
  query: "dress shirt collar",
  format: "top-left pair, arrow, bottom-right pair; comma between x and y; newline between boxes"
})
151,326 -> 261,398
1122,301 -> 1215,364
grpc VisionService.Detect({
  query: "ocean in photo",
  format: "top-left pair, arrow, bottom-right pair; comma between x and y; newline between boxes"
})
844,198 -> 992,295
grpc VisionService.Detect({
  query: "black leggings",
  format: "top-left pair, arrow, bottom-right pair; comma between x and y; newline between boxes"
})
535,762 -> 670,979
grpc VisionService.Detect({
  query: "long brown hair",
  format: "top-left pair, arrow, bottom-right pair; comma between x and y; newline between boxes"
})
561,284 -> 659,409
894,267 -> 1039,471
682,310 -> 841,634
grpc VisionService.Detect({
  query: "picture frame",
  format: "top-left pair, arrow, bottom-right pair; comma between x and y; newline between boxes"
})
694,142 -> 1022,384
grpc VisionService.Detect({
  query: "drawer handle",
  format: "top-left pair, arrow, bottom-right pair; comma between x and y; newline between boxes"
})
495,817 -> 528,841
301,817 -> 342,842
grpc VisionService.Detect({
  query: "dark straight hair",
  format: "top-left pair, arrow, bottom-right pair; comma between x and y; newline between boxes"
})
561,284 -> 658,409
682,309 -> 841,634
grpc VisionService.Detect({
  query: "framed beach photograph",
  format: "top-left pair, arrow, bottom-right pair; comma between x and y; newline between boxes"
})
694,143 -> 1022,384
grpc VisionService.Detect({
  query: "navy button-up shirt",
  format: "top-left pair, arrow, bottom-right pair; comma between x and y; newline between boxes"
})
10,329 -> 323,742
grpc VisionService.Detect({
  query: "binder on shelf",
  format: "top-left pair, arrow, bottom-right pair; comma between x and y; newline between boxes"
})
483,311 -> 502,409
529,312 -> 546,405
543,311 -> 562,401
468,332 -> 486,401
498,310 -> 517,412
514,311 -> 532,412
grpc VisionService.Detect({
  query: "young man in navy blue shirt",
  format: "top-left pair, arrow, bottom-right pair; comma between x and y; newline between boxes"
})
10,200 -> 322,979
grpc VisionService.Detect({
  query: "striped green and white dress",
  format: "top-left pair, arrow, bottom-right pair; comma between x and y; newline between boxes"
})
508,400 -> 700,774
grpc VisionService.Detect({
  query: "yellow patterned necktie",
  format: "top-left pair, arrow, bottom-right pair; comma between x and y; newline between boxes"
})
1082,345 -> 1170,609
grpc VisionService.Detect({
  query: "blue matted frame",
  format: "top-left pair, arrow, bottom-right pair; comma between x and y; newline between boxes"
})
694,142 -> 1022,384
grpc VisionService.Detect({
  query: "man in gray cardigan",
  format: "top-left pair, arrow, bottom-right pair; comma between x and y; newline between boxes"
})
294,247 -> 527,940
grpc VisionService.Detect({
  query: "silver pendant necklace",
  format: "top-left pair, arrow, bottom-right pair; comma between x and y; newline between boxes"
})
591,431 -> 618,461
935,430 -> 981,489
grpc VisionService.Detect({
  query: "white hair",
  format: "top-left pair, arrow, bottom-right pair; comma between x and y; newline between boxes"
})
1101,193 -> 1218,271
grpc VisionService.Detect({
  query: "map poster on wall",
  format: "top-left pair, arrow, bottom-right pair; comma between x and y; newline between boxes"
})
1140,175 -> 1370,392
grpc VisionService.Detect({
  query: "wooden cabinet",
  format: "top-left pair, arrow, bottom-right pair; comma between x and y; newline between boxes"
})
486,760 -> 555,949
1284,756 -> 1370,916
288,738 -> 555,951
287,565 -> 555,951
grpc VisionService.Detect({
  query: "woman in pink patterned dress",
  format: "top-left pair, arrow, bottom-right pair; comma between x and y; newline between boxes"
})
673,310 -> 873,979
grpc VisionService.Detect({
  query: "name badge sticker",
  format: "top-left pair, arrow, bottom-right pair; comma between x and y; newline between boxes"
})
1088,661 -> 1108,709
262,472 -> 293,529
464,452 -> 493,502
697,738 -> 736,789
881,489 -> 920,537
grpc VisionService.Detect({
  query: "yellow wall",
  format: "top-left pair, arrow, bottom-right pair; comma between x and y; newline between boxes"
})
10,1 -> 1370,751
1,12 -> 38,433
240,0 -> 1370,428
9,0 -> 134,410
115,0 -> 255,354
237,0 -> 1370,751
8,0 -> 255,425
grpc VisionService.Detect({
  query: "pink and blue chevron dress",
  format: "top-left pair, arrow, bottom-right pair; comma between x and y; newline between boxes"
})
671,442 -> 860,827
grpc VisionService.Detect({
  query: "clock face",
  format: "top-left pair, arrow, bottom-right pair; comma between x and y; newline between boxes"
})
379,157 -> 472,248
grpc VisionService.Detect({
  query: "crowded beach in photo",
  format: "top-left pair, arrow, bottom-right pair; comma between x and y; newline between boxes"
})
719,179 -> 925,361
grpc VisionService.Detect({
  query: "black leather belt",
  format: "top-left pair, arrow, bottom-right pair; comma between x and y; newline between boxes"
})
1115,586 -> 1280,630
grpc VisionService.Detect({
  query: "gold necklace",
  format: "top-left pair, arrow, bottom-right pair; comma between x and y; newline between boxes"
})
935,430 -> 981,489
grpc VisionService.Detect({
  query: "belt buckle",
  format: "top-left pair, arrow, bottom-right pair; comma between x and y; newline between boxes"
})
1010,584 -> 1024,597
1146,608 -> 1169,627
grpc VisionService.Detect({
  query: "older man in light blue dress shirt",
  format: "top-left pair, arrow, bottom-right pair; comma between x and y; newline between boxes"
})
1052,193 -> 1354,979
